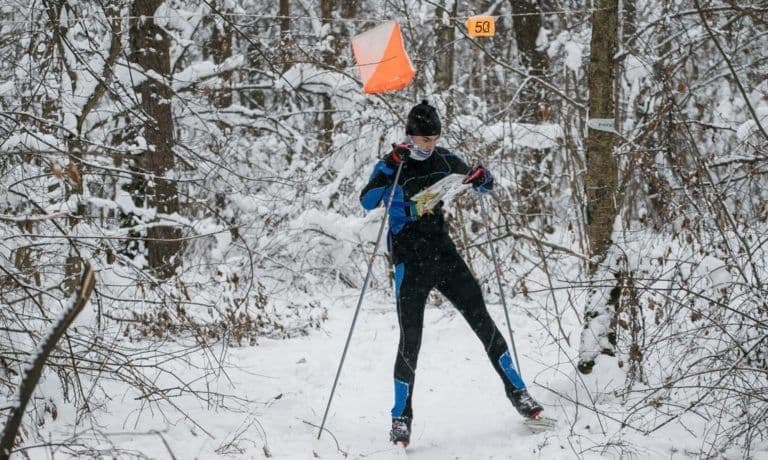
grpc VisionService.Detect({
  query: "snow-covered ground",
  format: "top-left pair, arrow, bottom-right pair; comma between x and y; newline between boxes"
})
29,278 -> 762,460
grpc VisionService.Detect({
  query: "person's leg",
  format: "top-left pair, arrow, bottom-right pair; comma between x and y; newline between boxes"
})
435,253 -> 543,417
434,255 -> 526,395
391,261 -> 432,421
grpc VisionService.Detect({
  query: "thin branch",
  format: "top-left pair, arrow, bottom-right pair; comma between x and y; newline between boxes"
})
693,0 -> 768,141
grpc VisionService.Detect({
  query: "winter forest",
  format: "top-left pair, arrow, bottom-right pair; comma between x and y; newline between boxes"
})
1,0 -> 767,458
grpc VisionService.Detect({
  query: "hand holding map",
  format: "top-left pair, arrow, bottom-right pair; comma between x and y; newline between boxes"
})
411,174 -> 473,214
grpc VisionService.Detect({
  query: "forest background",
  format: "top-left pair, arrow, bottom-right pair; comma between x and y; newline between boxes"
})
1,0 -> 767,458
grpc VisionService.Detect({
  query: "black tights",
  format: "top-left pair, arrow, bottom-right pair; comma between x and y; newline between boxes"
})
390,248 -> 526,420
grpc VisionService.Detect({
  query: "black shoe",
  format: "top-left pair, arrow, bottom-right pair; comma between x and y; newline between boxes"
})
509,388 -> 543,418
389,417 -> 411,446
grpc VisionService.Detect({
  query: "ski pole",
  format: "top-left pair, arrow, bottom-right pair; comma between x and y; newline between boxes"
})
317,160 -> 405,440
477,192 -> 524,378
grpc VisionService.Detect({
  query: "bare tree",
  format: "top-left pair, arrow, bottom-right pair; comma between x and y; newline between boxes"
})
577,0 -> 620,374
509,0 -> 550,122
435,0 -> 458,120
279,0 -> 291,73
128,0 -> 182,279
204,1 -> 234,108
0,264 -> 95,460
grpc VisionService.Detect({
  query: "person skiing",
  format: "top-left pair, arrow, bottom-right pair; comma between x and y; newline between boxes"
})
359,100 -> 544,447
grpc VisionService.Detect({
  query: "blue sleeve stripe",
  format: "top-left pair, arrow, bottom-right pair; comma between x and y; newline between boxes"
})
473,170 -> 494,193
369,161 -> 394,180
485,170 -> 494,189
361,186 -> 387,210
388,186 -> 415,234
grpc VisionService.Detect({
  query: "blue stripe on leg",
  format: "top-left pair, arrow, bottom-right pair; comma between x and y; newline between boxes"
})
391,379 -> 410,418
394,263 -> 404,297
498,351 -> 526,389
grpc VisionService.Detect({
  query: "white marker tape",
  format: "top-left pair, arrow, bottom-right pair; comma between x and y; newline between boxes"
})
587,118 -> 615,133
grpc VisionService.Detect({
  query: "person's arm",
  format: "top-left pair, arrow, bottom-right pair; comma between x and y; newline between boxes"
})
444,149 -> 495,193
360,144 -> 412,210
466,164 -> 494,193
360,160 -> 396,210
359,154 -> 417,235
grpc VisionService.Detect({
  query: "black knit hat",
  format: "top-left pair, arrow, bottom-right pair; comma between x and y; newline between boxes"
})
406,100 -> 441,136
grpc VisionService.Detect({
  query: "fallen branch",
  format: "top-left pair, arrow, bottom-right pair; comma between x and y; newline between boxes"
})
0,262 -> 96,460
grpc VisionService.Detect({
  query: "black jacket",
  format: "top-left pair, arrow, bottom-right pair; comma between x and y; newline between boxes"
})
359,147 -> 493,264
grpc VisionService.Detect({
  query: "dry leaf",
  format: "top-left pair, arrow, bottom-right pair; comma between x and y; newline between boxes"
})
66,162 -> 82,187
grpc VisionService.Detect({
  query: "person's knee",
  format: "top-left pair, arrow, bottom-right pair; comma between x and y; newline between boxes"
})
398,347 -> 419,368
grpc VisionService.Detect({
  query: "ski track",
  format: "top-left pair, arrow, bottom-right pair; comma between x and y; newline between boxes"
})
210,290 -> 576,460
33,288 -> 739,459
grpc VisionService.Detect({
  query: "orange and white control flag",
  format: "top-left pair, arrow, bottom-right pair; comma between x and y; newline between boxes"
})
351,21 -> 415,94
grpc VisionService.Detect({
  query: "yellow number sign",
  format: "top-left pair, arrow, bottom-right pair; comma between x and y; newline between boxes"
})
466,16 -> 495,37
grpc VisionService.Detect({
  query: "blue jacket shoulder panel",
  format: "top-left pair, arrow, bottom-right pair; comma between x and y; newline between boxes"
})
360,160 -> 395,211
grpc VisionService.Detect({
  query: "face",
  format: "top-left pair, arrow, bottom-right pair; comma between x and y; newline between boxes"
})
410,135 -> 439,153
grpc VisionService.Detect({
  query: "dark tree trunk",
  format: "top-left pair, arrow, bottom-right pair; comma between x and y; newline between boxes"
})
509,0 -> 550,122
577,0 -> 621,374
129,0 -> 182,279
279,0 -> 291,72
319,0 -> 335,157
508,0 -> 554,223
435,0 -> 457,121
204,1 -> 233,108
584,0 -> 619,267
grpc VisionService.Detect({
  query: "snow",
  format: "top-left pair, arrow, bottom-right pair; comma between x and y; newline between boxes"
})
33,287 -> 578,459
453,116 -> 564,150
22,218 -> 760,460
736,105 -> 768,141
564,41 -> 583,74
114,60 -> 150,89
3,2 -> 768,459
0,80 -> 15,96
29,266 -> 755,459
495,122 -> 564,150
291,208 -> 381,245
278,63 -> 353,93
173,55 -> 245,91
695,255 -> 731,288
547,31 -> 585,76
623,55 -> 648,87
0,132 -> 63,153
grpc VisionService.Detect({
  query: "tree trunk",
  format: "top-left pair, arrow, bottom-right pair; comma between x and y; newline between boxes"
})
279,0 -> 291,72
129,0 -> 182,279
204,1 -> 233,108
584,0 -> 619,267
577,0 -> 620,374
509,0 -> 550,122
508,0 -> 554,223
435,0 -> 457,121
319,0 -> 335,158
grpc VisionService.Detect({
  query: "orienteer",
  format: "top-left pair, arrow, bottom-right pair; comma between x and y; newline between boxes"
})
359,100 -> 544,447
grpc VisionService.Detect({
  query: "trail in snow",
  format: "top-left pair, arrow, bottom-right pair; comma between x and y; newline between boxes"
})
230,290 -> 574,460
35,286 -> 713,459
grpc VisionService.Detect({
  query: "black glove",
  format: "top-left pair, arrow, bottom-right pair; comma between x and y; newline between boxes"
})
384,143 -> 412,169
463,164 -> 488,187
